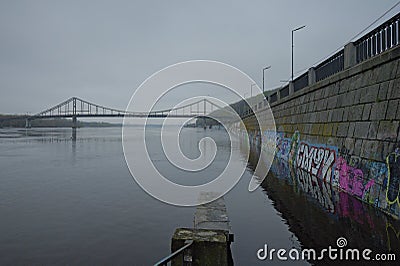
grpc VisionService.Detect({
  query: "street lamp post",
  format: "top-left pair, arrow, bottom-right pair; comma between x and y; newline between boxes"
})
262,66 -> 271,93
291,25 -> 306,81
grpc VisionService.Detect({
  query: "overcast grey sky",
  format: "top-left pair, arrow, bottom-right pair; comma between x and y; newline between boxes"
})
0,0 -> 399,114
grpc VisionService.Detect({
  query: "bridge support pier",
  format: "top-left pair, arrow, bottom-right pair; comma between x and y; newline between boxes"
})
25,118 -> 31,128
72,116 -> 77,141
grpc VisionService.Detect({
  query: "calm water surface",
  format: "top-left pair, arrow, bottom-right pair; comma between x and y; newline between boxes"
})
0,127 -> 398,265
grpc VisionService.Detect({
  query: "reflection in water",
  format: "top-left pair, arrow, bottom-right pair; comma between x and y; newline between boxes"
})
1,127 -> 400,265
0,128 -> 74,142
246,143 -> 400,265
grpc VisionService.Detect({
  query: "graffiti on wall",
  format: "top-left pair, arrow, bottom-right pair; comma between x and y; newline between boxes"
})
296,142 -> 337,183
276,132 -> 291,161
386,148 -> 400,205
334,156 -> 375,199
365,161 -> 388,207
249,127 -> 400,217
292,136 -> 397,215
273,130 -> 301,163
289,131 -> 300,164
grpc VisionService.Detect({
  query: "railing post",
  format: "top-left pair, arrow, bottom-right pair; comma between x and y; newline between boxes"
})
289,81 -> 294,95
308,67 -> 316,85
344,42 -> 357,69
25,118 -> 31,128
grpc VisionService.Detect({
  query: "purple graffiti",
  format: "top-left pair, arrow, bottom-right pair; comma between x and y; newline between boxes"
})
337,191 -> 375,228
336,156 -> 374,198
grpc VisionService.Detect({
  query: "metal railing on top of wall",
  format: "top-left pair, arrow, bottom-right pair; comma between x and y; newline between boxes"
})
315,50 -> 344,82
293,72 -> 309,91
280,85 -> 290,98
240,12 -> 400,118
355,13 -> 400,63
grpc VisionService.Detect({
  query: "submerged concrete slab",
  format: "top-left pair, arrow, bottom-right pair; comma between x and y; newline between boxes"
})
170,192 -> 233,266
194,192 -> 231,232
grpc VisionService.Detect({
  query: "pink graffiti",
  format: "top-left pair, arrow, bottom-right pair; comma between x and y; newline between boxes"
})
336,156 -> 374,198
337,191 -> 375,229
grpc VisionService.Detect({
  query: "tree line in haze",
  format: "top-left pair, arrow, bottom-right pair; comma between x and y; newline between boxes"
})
0,115 -> 120,128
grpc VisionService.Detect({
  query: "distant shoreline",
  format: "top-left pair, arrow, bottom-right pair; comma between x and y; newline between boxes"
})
0,115 -> 121,128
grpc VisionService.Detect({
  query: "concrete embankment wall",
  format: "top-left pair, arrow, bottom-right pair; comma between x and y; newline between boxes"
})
244,45 -> 400,218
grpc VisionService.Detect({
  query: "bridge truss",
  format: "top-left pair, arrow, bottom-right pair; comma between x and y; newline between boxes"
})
31,97 -> 223,120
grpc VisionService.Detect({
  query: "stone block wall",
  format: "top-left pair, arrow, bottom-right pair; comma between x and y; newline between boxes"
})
244,45 -> 400,218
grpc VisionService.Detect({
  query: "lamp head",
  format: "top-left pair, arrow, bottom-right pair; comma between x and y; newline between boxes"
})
292,25 -> 306,32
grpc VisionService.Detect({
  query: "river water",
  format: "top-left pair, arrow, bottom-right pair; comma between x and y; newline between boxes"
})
0,127 -> 398,265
